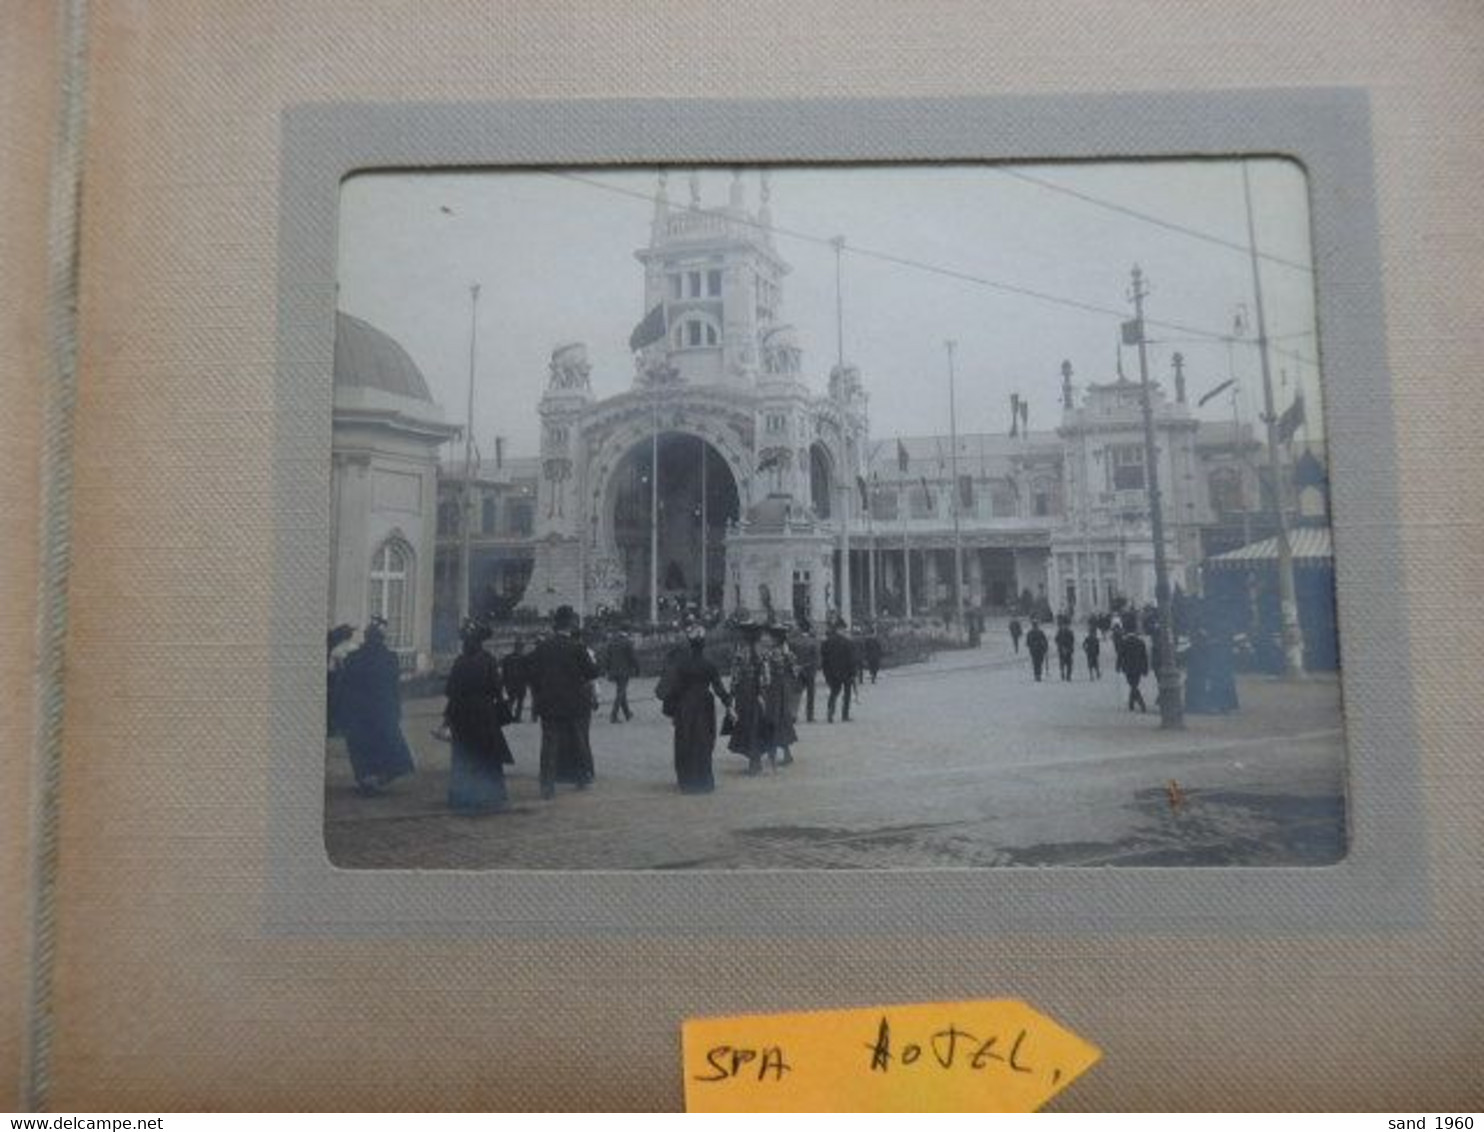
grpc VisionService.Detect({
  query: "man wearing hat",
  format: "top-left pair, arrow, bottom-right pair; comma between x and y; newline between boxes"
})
528,605 -> 601,798
500,635 -> 530,722
791,622 -> 821,723
820,619 -> 856,723
1025,618 -> 1050,682
602,626 -> 640,723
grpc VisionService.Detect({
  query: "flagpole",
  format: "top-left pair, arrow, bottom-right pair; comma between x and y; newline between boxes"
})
1243,160 -> 1305,677
1232,385 -> 1252,549
898,443 -> 913,621
457,282 -> 480,626
832,235 -> 852,627
946,340 -> 966,636
650,394 -> 660,627
699,435 -> 708,611
867,475 -> 878,623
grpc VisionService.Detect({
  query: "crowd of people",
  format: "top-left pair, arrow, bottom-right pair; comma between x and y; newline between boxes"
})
327,599 -> 1246,817
327,605 -> 886,814
1007,607 -> 1241,715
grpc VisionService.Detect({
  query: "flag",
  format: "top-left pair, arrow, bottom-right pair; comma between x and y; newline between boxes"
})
1121,318 -> 1144,346
1009,393 -> 1020,437
857,475 -> 870,511
896,438 -> 910,473
1276,393 -> 1306,443
628,303 -> 667,351
1197,377 -> 1236,408
1020,400 -> 1029,431
919,476 -> 935,513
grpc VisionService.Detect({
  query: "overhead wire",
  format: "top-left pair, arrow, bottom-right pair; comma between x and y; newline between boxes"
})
993,166 -> 1315,274
543,169 -> 1320,373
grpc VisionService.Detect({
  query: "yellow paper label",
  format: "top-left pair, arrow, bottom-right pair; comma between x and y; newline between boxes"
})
682,999 -> 1100,1113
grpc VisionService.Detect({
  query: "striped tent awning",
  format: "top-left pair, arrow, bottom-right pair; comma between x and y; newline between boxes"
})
1206,527 -> 1332,568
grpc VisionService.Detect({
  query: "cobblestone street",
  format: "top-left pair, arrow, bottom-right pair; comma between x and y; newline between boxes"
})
324,632 -> 1346,870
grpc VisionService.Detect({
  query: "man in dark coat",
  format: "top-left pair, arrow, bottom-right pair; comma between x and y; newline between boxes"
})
1025,620 -> 1049,682
1121,632 -> 1150,713
1008,616 -> 1023,654
335,617 -> 416,794
820,621 -> 856,722
1082,626 -> 1101,679
862,627 -> 883,684
1055,619 -> 1077,681
501,636 -> 529,722
602,628 -> 640,723
528,606 -> 600,799
792,625 -> 820,723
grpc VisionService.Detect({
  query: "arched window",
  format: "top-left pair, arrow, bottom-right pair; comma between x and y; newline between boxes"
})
673,315 -> 720,349
369,538 -> 414,651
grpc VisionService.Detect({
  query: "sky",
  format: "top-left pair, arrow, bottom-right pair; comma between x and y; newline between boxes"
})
337,159 -> 1321,460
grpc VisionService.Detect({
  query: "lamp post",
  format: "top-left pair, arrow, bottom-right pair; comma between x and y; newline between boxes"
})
1128,265 -> 1183,729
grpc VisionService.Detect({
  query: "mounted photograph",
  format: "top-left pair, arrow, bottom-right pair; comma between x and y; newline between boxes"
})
323,160 -> 1344,870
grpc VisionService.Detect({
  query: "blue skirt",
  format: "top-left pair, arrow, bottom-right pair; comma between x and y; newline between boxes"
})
449,741 -> 509,813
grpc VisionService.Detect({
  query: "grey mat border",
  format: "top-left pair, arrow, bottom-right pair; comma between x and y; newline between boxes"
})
272,90 -> 1421,936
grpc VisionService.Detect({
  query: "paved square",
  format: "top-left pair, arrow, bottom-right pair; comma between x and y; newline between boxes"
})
324,632 -> 1346,870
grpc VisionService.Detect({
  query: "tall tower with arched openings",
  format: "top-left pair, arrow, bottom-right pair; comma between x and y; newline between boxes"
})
634,168 -> 791,390
515,168 -> 869,623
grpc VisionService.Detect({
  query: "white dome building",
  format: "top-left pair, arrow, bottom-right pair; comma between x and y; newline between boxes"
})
329,311 -> 459,673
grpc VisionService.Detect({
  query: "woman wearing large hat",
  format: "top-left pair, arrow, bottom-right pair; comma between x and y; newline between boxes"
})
726,613 -> 773,776
443,617 -> 513,813
761,621 -> 799,767
660,619 -> 732,793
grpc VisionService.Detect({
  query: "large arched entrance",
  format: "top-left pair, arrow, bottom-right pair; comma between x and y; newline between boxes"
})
607,432 -> 741,617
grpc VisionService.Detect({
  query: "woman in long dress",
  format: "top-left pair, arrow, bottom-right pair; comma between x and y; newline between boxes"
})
336,617 -> 416,794
444,619 -> 513,813
663,622 -> 731,794
762,624 -> 799,768
727,620 -> 772,776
